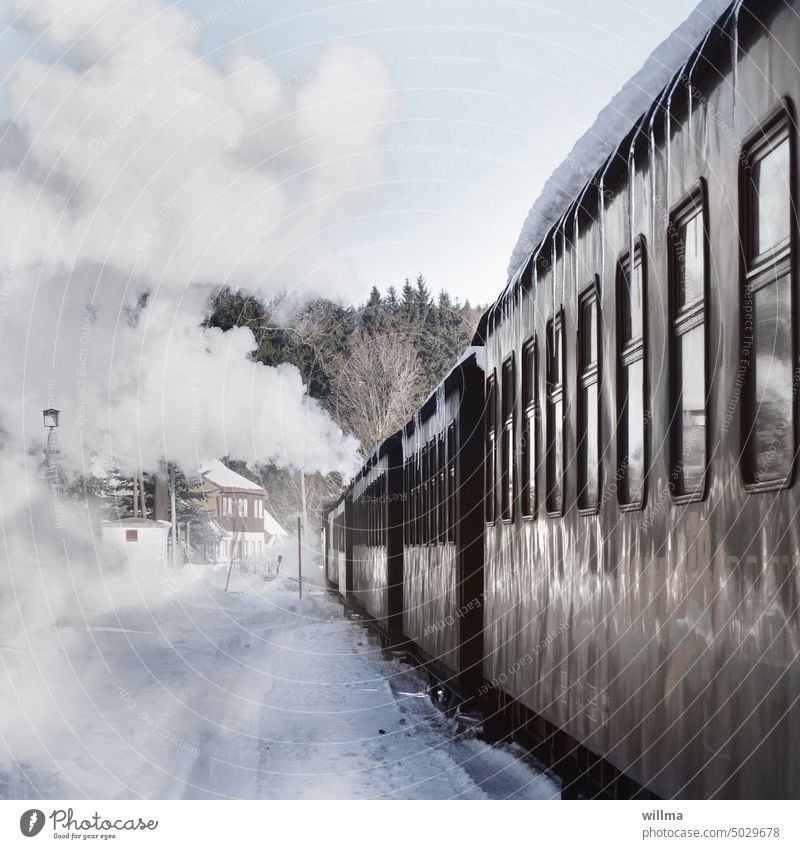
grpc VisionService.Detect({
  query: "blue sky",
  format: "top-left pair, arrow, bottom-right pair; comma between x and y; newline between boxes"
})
1,0 -> 703,306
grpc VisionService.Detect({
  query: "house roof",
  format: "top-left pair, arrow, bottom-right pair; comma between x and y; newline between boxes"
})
264,510 -> 289,538
199,459 -> 265,493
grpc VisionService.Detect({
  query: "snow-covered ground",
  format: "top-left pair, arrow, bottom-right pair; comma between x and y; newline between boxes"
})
0,564 -> 558,800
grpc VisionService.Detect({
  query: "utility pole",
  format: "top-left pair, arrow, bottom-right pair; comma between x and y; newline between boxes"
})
300,467 -> 308,551
297,516 -> 302,599
225,523 -> 240,593
169,464 -> 177,569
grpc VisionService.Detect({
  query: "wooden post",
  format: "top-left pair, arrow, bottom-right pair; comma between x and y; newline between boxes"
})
139,473 -> 147,518
297,516 -> 302,599
169,465 -> 177,569
225,526 -> 239,593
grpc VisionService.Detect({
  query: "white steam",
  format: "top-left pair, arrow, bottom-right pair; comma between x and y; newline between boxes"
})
0,0 -> 398,788
0,0 -> 400,477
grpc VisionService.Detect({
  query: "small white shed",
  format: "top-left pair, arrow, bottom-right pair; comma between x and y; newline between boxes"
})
101,518 -> 171,565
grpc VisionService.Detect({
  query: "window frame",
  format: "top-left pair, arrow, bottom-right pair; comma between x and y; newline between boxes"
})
521,336 -> 538,520
577,277 -> 602,514
616,238 -> 648,511
485,372 -> 497,525
668,183 -> 709,503
740,107 -> 796,492
501,354 -> 516,523
437,432 -> 446,543
446,422 -> 457,543
546,309 -> 566,517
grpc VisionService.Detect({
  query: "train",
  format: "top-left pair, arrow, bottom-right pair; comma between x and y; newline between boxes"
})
323,0 -> 800,799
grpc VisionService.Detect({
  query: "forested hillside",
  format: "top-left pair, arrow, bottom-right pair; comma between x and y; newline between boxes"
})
208,275 -> 485,531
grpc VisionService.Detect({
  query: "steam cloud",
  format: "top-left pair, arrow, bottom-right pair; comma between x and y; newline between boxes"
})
0,0 -> 400,479
0,0 -> 398,787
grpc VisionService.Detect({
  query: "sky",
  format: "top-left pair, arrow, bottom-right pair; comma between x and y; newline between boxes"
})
0,0 -> 714,485
1,0 -> 706,307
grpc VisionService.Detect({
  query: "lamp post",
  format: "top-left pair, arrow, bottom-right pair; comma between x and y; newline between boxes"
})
42,408 -> 60,482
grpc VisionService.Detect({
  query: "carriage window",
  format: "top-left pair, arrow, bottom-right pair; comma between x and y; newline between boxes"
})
521,338 -> 537,518
422,444 -> 429,544
743,120 -> 794,487
411,451 -> 422,545
426,441 -> 434,544
546,313 -> 564,514
446,423 -> 456,542
501,356 -> 516,521
617,245 -> 647,507
670,191 -> 707,498
403,460 -> 409,546
578,285 -> 601,510
416,451 -> 423,544
428,441 -> 435,543
437,433 -> 446,543
485,373 -> 497,523
752,137 -> 791,259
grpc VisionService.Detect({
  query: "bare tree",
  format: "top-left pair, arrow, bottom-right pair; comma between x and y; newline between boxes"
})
330,330 -> 425,457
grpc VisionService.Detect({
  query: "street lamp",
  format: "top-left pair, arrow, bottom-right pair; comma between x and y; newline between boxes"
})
42,407 -> 61,490
43,408 -> 60,429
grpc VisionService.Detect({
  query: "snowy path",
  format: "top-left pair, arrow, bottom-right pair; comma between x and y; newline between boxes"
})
1,567 -> 558,800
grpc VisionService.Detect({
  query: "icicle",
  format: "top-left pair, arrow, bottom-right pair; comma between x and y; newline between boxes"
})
648,116 -> 658,244
665,57 -> 691,215
436,382 -> 445,431
686,25 -> 715,148
598,155 -> 614,301
561,215 -> 567,308
731,0 -> 743,113
628,124 -> 638,276
574,180 -> 592,297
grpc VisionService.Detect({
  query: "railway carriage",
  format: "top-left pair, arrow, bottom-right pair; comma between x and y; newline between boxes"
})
322,0 -> 800,799
323,492 -> 352,598
481,0 -> 800,798
350,432 -> 404,641
401,349 -> 486,697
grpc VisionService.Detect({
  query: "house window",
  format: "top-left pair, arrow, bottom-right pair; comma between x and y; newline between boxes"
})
578,284 -> 601,510
546,312 -> 565,514
617,243 -> 647,507
521,338 -> 538,518
125,529 -> 138,543
669,189 -> 707,498
501,355 -> 516,521
743,118 -> 794,488
238,498 -> 248,517
485,373 -> 497,524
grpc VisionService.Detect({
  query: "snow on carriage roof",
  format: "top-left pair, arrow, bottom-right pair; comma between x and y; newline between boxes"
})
506,0 -> 734,284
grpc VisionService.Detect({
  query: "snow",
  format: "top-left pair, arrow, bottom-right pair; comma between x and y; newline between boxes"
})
199,459 -> 265,492
507,0 -> 735,282
0,565 -> 557,800
263,512 -> 289,539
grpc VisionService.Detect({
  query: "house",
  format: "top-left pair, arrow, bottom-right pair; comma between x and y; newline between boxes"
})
198,460 -> 288,565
